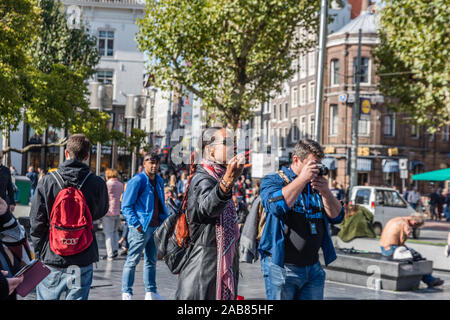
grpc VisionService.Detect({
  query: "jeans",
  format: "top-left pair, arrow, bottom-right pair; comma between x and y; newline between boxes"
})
36,264 -> 93,300
121,226 -> 158,295
260,255 -> 325,300
444,206 -> 450,221
102,216 -> 121,258
380,246 -> 436,285
30,187 -> 36,203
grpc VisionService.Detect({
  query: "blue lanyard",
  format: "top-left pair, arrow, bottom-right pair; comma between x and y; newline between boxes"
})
288,167 -> 311,212
302,184 -> 311,212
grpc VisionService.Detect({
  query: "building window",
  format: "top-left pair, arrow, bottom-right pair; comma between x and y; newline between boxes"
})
264,102 -> 270,113
353,57 -> 370,84
283,128 -> 288,148
442,125 -> 449,141
331,59 -> 339,86
97,70 -> 114,84
300,84 -> 306,105
329,104 -> 338,136
98,30 -> 114,57
300,54 -> 307,79
277,128 -> 282,147
292,118 -> 299,142
292,58 -> 298,82
358,119 -> 370,136
410,124 -> 420,139
292,88 -> 298,108
308,81 -> 315,103
279,104 -> 282,121
284,103 -> 288,120
300,116 -> 306,139
383,113 -> 396,137
273,104 -> 277,120
308,114 -> 315,139
308,51 -> 316,76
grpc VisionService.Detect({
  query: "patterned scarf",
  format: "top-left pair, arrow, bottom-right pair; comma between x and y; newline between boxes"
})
201,159 -> 240,300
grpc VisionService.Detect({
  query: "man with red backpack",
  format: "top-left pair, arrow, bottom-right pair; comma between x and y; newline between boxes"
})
30,134 -> 109,300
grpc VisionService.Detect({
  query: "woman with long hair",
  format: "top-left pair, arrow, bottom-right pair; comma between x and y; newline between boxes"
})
175,127 -> 245,300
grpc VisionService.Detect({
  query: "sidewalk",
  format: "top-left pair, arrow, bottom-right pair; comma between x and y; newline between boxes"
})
18,231 -> 450,300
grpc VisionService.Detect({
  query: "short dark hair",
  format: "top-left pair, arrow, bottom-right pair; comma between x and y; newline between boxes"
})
144,152 -> 160,163
66,134 -> 91,161
292,139 -> 324,161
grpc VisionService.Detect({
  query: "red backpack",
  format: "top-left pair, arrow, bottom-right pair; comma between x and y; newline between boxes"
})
49,171 -> 93,256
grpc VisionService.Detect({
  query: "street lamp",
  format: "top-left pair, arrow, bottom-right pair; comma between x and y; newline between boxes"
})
125,94 -> 146,176
89,81 -> 113,176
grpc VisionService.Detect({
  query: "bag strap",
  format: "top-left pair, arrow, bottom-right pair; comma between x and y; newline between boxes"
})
51,171 -> 92,190
50,171 -> 65,190
277,170 -> 291,186
78,172 -> 92,189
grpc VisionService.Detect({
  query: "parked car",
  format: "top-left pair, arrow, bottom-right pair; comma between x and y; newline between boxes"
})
349,186 -> 420,238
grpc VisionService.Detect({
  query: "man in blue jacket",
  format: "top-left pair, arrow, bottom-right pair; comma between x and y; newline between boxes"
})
121,153 -> 168,300
259,139 -> 344,300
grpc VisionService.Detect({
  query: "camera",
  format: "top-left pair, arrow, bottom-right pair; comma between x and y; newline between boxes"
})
316,163 -> 329,176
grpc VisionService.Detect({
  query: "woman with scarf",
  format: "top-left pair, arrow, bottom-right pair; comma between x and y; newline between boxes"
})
175,127 -> 245,300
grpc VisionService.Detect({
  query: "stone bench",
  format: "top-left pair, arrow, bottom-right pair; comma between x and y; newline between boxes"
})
319,249 -> 433,291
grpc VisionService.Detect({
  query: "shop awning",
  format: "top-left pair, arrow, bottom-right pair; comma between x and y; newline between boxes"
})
357,158 -> 372,171
410,160 -> 424,170
322,157 -> 337,170
412,168 -> 450,181
382,160 -> 399,173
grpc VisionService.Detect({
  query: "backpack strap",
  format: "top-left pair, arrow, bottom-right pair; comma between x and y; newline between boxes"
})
50,171 -> 92,190
50,171 -> 65,190
78,172 -> 92,190
277,170 -> 291,186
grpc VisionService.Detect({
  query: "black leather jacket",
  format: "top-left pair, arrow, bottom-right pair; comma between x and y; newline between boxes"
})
175,165 -> 240,300
0,165 -> 16,206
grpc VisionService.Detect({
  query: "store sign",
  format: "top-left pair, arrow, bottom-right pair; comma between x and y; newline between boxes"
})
399,158 -> 408,170
400,169 -> 408,179
339,94 -> 347,103
360,98 -> 371,120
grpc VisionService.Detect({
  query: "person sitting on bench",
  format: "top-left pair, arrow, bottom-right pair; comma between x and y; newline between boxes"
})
380,213 -> 444,288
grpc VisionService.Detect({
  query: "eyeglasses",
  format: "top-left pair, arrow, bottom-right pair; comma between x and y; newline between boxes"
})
209,139 -> 234,146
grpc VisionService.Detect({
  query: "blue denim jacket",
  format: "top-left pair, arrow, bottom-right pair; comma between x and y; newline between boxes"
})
258,166 -> 344,268
121,172 -> 168,232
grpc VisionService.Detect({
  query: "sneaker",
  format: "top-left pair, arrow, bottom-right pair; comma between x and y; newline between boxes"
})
119,248 -> 128,256
428,278 -> 444,288
145,292 -> 165,300
445,245 -> 449,257
122,292 -> 133,300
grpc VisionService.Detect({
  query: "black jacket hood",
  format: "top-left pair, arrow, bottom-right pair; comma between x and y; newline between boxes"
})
57,159 -> 92,184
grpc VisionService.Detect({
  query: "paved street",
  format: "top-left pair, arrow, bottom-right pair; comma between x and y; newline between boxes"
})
18,231 -> 450,300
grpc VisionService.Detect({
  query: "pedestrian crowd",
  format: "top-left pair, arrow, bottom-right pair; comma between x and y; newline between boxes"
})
0,131 -> 449,301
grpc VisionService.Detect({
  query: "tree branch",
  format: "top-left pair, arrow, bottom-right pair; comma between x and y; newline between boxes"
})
3,138 -> 68,154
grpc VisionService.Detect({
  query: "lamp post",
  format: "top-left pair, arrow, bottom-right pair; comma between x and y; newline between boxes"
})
125,94 -> 146,177
89,81 -> 113,176
314,0 -> 328,143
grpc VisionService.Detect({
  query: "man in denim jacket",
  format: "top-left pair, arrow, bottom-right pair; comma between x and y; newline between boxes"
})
259,139 -> 344,300
121,153 -> 168,300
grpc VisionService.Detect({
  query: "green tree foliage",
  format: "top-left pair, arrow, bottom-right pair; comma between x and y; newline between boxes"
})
0,0 -> 41,132
375,0 -> 450,132
27,0 -> 106,141
138,0 -> 320,129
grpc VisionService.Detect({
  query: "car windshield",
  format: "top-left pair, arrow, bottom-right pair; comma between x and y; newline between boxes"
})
355,189 -> 371,205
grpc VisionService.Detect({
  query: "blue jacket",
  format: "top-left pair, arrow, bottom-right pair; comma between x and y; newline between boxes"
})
121,172 -> 168,232
258,166 -> 344,268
